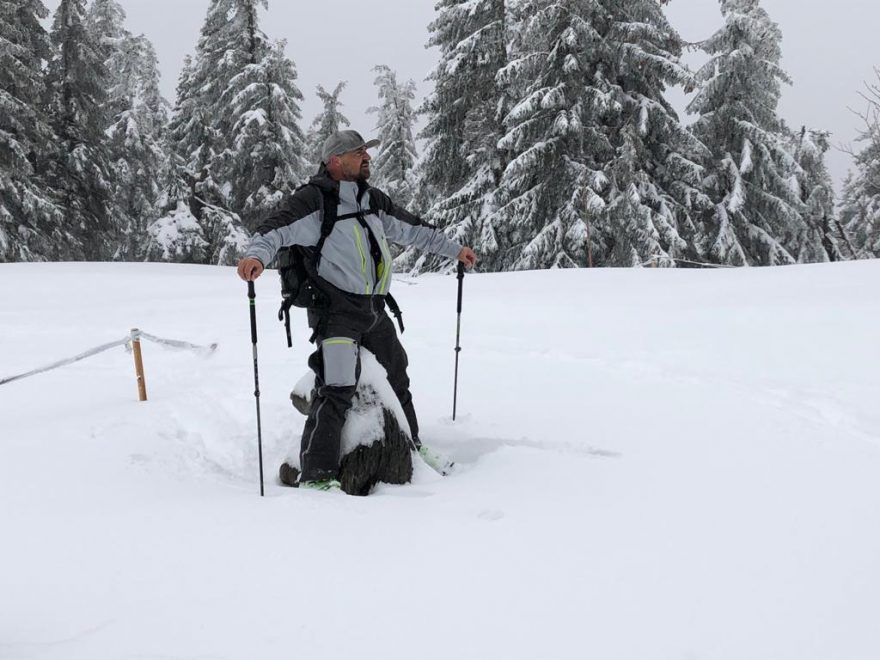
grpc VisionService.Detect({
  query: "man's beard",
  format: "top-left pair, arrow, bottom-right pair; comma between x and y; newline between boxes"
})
341,162 -> 370,182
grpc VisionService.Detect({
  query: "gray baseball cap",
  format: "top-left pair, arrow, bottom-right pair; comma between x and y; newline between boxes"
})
320,129 -> 380,163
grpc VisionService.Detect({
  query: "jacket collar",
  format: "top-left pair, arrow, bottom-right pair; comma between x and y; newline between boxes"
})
307,171 -> 371,201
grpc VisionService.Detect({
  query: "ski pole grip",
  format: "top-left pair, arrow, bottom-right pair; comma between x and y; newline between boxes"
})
248,281 -> 258,344
456,261 -> 464,314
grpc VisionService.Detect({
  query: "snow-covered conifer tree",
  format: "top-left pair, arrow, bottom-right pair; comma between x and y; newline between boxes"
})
490,0 -> 601,269
87,0 -> 168,260
221,35 -> 308,230
406,0 -> 509,273
158,0 -> 305,264
687,0 -> 804,266
117,36 -> 169,259
148,55 -> 204,263
787,128 -> 842,262
159,50 -> 247,266
492,0 -> 705,270
416,0 -> 509,204
44,0 -> 114,260
85,0 -> 127,120
306,82 -> 350,166
368,65 -> 418,208
840,71 -> 880,259
162,0 -> 247,264
596,0 -> 710,268
0,0 -> 64,261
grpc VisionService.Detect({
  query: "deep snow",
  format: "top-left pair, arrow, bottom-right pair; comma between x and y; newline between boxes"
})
1,260 -> 879,660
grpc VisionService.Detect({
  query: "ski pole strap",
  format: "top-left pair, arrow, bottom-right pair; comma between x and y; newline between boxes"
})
308,313 -> 328,344
277,301 -> 293,348
386,293 -> 405,334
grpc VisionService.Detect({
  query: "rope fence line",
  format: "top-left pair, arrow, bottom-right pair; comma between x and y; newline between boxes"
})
135,331 -> 218,356
0,329 -> 218,395
640,255 -> 734,269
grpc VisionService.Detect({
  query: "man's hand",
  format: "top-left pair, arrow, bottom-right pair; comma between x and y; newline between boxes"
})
457,246 -> 477,269
237,257 -> 264,281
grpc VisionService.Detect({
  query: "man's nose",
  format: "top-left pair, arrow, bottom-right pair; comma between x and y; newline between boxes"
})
363,151 -> 371,162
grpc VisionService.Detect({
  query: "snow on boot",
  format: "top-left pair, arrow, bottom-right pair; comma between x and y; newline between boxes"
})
417,444 -> 455,476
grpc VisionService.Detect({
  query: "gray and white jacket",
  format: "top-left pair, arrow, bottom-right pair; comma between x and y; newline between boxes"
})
245,174 -> 461,297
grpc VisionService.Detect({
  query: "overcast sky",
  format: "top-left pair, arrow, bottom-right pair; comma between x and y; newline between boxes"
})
44,0 -> 879,191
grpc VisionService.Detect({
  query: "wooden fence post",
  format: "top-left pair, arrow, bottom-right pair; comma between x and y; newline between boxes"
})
130,328 -> 147,402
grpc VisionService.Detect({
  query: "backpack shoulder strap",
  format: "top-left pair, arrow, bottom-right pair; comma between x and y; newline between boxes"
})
310,185 -> 339,271
366,187 -> 437,229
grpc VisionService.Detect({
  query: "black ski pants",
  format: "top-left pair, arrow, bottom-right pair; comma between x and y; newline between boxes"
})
299,304 -> 418,481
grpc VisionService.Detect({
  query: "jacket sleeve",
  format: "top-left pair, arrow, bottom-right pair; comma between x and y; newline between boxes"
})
372,189 -> 462,260
244,187 -> 322,266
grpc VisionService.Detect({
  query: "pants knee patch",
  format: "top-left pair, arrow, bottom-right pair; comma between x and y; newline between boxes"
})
321,337 -> 358,387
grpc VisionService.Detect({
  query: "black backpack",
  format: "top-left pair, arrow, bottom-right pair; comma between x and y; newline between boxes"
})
275,183 -> 404,346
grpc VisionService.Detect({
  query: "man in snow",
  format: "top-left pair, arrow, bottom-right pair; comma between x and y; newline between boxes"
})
237,129 -> 477,490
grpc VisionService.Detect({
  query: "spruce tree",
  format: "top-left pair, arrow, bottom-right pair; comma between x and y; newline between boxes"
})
44,0 -> 114,261
407,0 -> 509,273
840,71 -> 880,259
492,0 -> 705,270
171,0 -> 247,264
687,0 -> 804,266
85,0 -> 127,121
144,58 -> 208,264
417,0 -> 509,204
87,0 -> 168,260
595,0 -> 709,268
787,127 -> 842,262
0,0 -> 63,261
221,36 -> 308,230
368,65 -> 418,208
491,0 -> 602,269
306,82 -> 350,166
120,36 -> 169,259
160,51 -> 246,265
158,0 -> 307,265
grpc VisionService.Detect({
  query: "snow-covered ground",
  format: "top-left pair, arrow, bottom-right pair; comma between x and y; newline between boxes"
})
1,260 -> 879,660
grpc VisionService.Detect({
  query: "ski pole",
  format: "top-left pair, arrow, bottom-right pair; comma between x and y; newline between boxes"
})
453,261 -> 465,420
248,281 -> 265,497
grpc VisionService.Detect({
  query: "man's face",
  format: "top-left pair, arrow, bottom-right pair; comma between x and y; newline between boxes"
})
337,146 -> 371,181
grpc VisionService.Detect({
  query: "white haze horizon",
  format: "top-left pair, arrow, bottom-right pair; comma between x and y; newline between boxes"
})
42,0 -> 880,193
